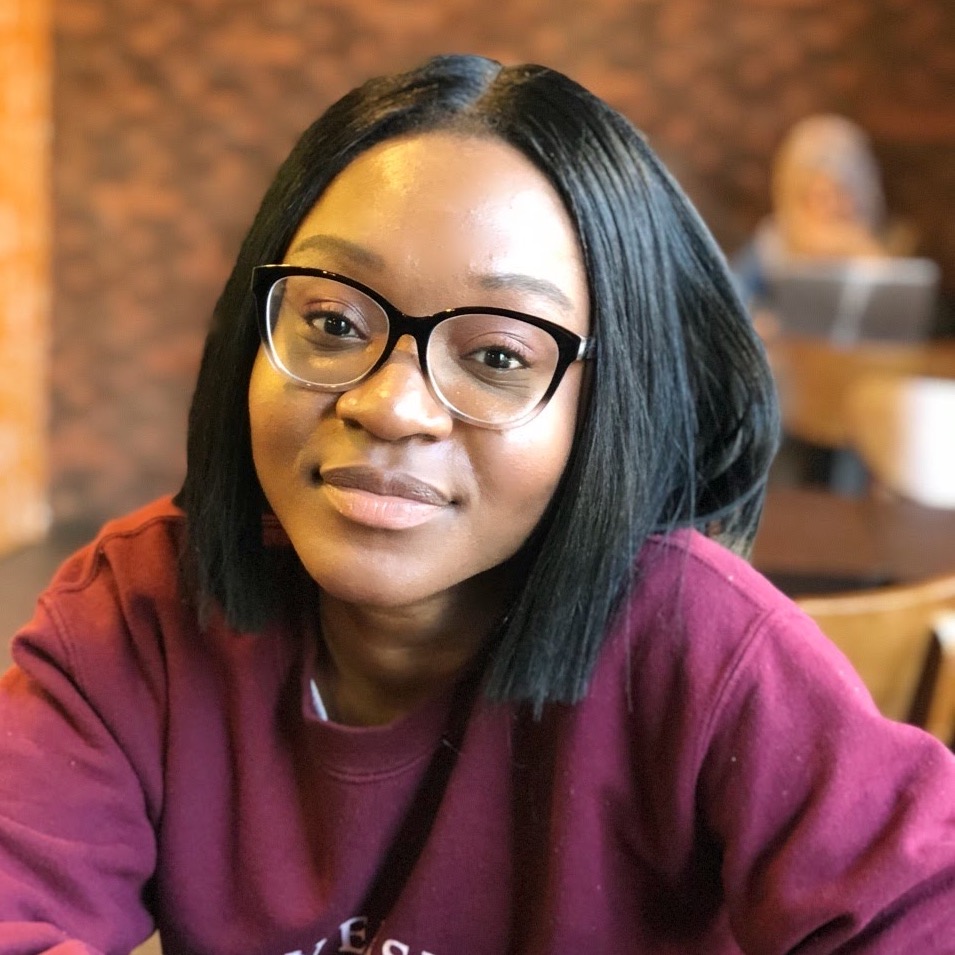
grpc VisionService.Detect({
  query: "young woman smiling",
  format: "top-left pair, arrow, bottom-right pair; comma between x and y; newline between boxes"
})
1,55 -> 953,955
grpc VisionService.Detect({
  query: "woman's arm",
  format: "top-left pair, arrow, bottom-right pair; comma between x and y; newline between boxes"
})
0,604 -> 161,954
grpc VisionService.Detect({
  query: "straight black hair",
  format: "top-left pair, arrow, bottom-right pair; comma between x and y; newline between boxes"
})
176,54 -> 780,710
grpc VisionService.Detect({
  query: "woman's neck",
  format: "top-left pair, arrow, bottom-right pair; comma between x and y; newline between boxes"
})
314,574 -> 505,726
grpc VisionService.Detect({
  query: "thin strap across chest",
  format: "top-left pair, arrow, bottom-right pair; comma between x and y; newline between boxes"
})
360,658 -> 486,942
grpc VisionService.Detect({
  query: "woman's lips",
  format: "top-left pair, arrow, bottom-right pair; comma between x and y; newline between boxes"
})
318,466 -> 452,530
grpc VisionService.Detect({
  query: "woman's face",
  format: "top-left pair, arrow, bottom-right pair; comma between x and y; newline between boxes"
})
248,131 -> 590,612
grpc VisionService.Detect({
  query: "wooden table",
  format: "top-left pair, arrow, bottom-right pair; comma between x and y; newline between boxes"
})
766,335 -> 955,449
752,486 -> 955,596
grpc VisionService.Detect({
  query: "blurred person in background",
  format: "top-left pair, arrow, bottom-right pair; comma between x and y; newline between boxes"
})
733,113 -> 919,332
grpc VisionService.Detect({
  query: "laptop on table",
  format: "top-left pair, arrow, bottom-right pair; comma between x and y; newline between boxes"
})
769,257 -> 940,344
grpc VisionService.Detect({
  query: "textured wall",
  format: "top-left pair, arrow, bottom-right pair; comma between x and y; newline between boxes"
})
51,0 -> 955,523
0,0 -> 51,554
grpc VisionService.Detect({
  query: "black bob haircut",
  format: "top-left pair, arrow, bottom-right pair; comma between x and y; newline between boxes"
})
176,54 -> 780,710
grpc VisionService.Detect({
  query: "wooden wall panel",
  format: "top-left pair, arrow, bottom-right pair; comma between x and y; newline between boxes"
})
0,0 -> 51,555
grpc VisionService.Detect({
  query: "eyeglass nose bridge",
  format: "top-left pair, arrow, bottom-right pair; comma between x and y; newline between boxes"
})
358,306 -> 449,390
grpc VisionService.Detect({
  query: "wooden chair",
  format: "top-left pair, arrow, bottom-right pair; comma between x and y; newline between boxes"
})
927,613 -> 955,746
797,573 -> 955,747
843,374 -> 955,509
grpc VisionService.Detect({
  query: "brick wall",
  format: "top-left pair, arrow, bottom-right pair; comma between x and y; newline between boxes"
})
0,0 -> 51,555
51,0 -> 955,523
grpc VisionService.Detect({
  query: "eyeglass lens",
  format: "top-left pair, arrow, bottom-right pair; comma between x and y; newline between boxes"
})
264,275 -> 562,425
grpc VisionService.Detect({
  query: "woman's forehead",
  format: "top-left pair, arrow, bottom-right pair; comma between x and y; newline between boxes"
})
291,132 -> 576,250
284,132 -> 590,331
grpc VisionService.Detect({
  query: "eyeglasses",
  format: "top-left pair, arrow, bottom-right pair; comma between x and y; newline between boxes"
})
251,265 -> 594,429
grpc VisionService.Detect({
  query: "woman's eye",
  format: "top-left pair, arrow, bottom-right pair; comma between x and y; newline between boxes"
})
303,308 -> 364,340
315,312 -> 355,337
470,346 -> 527,371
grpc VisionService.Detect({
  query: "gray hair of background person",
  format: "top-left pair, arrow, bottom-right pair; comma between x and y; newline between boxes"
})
772,114 -> 887,232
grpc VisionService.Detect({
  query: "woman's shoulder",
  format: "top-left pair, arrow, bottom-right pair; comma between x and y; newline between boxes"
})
42,494 -> 188,600
634,527 -> 800,631
9,494 -> 180,655
10,496 -> 206,695
7,498 -> 304,777
589,528 -> 821,726
16,496 -> 300,686
2,498 -> 198,824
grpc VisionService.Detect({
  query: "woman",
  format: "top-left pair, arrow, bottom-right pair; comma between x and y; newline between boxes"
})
1,55 -> 953,954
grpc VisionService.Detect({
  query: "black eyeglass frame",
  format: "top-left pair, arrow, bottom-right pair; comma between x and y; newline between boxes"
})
251,264 -> 595,428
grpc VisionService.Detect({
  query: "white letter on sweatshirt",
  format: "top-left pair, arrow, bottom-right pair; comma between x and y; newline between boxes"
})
339,917 -> 368,954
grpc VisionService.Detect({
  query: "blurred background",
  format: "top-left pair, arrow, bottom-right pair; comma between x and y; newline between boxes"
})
1,0 -> 954,547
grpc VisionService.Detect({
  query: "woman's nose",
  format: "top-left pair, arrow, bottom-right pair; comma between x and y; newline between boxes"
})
334,337 -> 454,441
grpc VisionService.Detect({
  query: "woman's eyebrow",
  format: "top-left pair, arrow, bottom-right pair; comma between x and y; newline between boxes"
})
474,272 -> 575,314
287,234 -> 385,270
288,236 -> 575,314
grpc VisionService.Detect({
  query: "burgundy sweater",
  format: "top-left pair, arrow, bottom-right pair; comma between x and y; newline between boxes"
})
0,497 -> 953,954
